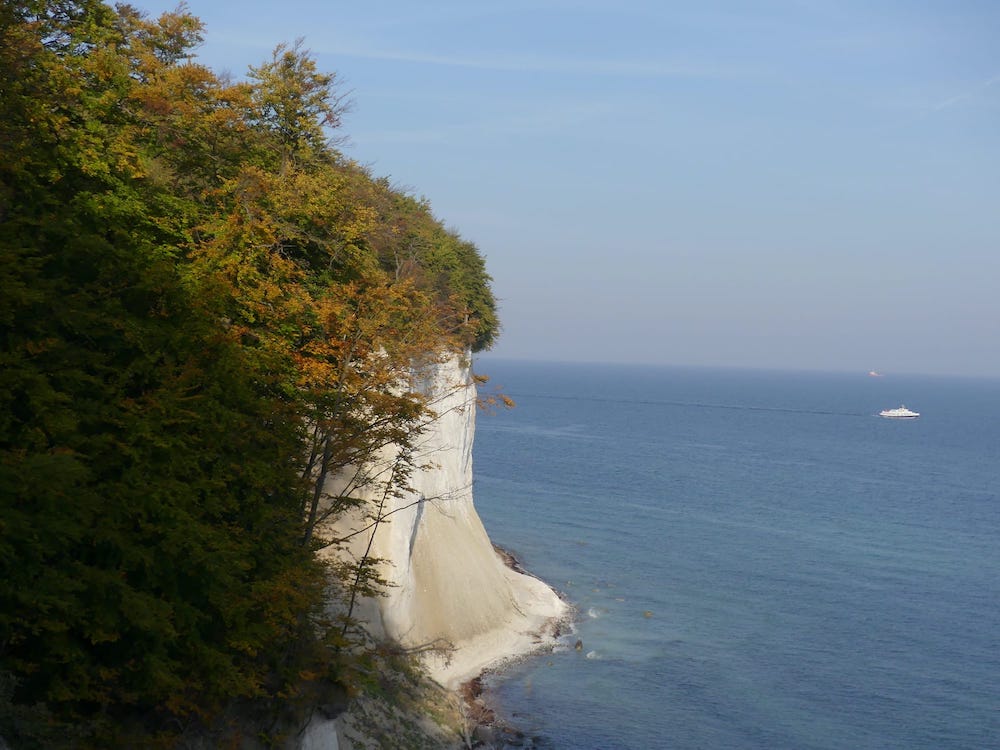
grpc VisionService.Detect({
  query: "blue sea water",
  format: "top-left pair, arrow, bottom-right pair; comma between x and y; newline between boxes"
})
470,360 -> 1000,750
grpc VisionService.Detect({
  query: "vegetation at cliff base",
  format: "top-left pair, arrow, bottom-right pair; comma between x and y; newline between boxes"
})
0,1 -> 497,745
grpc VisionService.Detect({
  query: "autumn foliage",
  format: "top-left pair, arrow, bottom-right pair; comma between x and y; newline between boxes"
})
0,1 -> 497,745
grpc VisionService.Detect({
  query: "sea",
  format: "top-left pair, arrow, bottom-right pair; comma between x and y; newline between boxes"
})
470,359 -> 1000,750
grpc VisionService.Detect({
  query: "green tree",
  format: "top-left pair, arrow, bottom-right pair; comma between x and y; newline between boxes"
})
1,3 -> 322,743
1,2 -> 500,744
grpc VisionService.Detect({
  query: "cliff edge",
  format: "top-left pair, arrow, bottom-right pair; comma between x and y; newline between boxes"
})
321,354 -> 566,691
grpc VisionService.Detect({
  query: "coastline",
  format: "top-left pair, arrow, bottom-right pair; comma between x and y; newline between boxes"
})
454,545 -> 572,748
305,356 -> 569,747
299,544 -> 570,749
417,543 -> 569,692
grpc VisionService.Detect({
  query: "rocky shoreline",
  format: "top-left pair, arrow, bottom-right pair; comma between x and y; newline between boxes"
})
456,546 -> 571,749
460,675 -> 546,749
307,357 -> 569,748
296,543 -> 569,749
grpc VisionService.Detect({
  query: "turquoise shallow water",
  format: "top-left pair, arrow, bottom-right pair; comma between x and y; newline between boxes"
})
471,360 -> 1000,750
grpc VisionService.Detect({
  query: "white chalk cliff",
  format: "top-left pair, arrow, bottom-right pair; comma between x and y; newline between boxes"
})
320,353 -> 566,690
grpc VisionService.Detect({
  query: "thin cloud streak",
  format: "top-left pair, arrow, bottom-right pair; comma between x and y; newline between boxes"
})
354,99 -> 620,146
320,44 -> 755,79
930,73 -> 1000,112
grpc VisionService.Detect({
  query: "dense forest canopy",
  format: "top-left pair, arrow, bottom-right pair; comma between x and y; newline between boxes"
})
0,0 -> 498,745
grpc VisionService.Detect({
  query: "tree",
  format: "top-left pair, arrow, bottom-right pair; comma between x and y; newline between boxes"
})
0,3 -> 322,742
0,2 -> 500,744
247,39 -> 349,172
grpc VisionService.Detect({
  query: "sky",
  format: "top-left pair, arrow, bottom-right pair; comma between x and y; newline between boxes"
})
137,1 -> 1000,376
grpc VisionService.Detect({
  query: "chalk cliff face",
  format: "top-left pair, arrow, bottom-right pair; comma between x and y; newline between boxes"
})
322,353 -> 565,689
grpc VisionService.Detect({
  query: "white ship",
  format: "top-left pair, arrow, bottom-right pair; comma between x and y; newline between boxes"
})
879,405 -> 919,419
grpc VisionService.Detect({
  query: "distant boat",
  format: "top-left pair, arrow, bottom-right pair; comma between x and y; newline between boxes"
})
879,405 -> 919,419
868,370 -> 883,377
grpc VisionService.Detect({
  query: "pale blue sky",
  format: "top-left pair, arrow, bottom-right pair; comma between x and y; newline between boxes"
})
140,1 -> 999,376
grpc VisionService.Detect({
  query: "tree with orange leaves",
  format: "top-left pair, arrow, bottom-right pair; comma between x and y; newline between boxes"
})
0,2 -> 498,744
